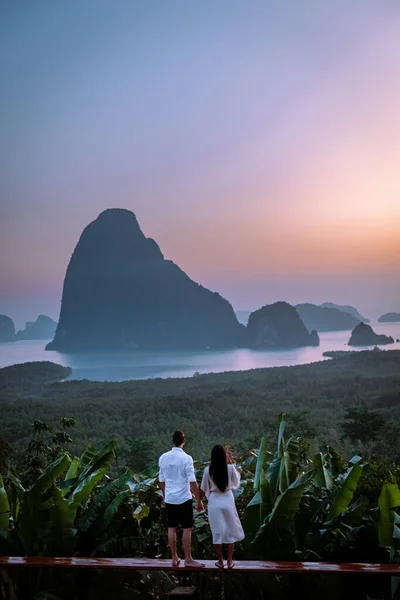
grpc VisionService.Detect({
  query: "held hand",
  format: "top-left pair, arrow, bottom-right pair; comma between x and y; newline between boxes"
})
196,500 -> 204,512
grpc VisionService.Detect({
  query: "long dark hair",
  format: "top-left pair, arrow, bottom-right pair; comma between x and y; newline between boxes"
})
209,445 -> 228,493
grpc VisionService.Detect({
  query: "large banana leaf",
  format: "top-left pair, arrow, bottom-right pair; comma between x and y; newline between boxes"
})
30,454 -> 71,499
266,455 -> 281,500
276,413 -> 286,457
326,446 -> 345,478
18,454 -> 72,554
65,457 -> 80,481
58,458 -> 81,497
259,469 -> 273,522
68,467 -> 111,511
103,489 -> 132,526
312,452 -> 333,490
337,495 -> 369,526
278,452 -> 290,495
70,442 -> 116,492
393,512 -> 400,551
267,440 -> 299,498
0,473 -> 10,534
378,483 -> 400,547
266,413 -> 287,498
327,463 -> 363,520
80,473 -> 136,532
243,498 -> 263,547
6,473 -> 24,523
253,437 -> 267,490
244,468 -> 274,543
38,484 -> 77,556
78,444 -> 97,471
7,472 -> 25,497
18,455 -> 71,555
67,442 -> 116,509
267,468 -> 315,532
286,437 -> 300,485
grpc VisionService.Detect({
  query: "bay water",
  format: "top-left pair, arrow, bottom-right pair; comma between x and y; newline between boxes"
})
0,322 -> 399,382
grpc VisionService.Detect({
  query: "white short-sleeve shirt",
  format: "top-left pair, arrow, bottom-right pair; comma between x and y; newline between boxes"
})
158,447 -> 196,505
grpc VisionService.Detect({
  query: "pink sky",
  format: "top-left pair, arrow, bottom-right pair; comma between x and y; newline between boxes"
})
1,1 -> 400,327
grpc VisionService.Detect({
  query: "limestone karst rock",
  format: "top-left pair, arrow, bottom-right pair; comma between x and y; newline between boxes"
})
348,323 -> 394,346
46,209 -> 245,351
247,301 -> 319,348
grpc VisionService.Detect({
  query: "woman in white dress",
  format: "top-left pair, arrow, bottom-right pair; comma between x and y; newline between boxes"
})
201,445 -> 245,569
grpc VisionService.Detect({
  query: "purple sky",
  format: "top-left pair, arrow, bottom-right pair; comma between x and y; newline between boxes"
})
1,1 -> 400,328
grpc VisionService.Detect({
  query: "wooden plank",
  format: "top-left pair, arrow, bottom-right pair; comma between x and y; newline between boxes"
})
169,586 -> 196,596
0,557 -> 399,574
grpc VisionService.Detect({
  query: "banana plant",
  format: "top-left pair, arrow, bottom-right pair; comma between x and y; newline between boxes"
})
4,441 -> 117,556
327,459 -> 364,521
243,414 -> 311,549
0,473 -> 10,536
378,482 -> 400,548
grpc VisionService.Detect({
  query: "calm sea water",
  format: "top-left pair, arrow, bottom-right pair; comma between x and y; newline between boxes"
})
1,322 -> 399,382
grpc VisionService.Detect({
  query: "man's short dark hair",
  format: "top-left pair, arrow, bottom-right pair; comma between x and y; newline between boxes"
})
172,430 -> 185,446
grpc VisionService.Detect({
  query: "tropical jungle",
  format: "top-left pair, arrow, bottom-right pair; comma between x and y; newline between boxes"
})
1,352 -> 400,599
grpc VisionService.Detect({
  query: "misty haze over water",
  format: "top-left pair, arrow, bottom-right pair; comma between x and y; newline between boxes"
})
1,322 -> 399,382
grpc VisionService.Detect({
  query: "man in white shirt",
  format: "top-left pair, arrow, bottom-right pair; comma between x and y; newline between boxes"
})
159,430 -> 204,568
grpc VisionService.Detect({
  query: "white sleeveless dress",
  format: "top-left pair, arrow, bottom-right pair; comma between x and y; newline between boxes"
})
200,464 -> 245,544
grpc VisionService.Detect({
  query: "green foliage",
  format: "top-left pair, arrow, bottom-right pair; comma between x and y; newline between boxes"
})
2,412 -> 400,599
378,483 -> 400,547
1,355 -> 400,598
327,461 -> 363,520
0,436 -> 14,474
341,407 -> 386,445
123,437 -> 157,472
2,352 -> 400,466
22,417 -> 77,486
0,473 -> 10,535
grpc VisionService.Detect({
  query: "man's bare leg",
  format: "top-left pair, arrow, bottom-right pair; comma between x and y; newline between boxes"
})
168,527 -> 180,566
182,528 -> 204,568
214,544 -> 224,568
227,543 -> 235,568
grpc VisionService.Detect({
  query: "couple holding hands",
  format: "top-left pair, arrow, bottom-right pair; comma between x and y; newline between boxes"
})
158,430 -> 244,569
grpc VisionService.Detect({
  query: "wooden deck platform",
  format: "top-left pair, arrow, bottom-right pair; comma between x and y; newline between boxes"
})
1,557 -> 400,574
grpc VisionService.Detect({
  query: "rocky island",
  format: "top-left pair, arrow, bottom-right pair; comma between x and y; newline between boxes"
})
46,209 -> 245,351
378,312 -> 400,323
320,302 -> 369,323
296,303 -> 360,332
247,301 -> 319,348
348,323 -> 394,346
16,315 -> 58,340
0,315 -> 15,342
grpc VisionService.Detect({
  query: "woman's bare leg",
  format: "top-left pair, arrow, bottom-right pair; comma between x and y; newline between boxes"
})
214,544 -> 224,567
227,543 -> 235,568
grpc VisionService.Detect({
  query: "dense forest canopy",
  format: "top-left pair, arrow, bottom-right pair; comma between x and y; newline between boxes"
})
1,352 -> 400,467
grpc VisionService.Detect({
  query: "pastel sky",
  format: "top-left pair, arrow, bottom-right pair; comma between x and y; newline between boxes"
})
1,0 -> 400,328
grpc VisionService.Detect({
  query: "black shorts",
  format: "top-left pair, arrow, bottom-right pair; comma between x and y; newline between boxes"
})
165,499 -> 193,529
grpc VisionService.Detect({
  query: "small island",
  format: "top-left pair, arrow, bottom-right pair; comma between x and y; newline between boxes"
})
247,301 -> 319,348
322,350 -> 359,358
296,303 -> 360,332
16,315 -> 58,340
320,302 -> 369,323
0,315 -> 15,342
348,323 -> 394,347
378,312 -> 400,323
